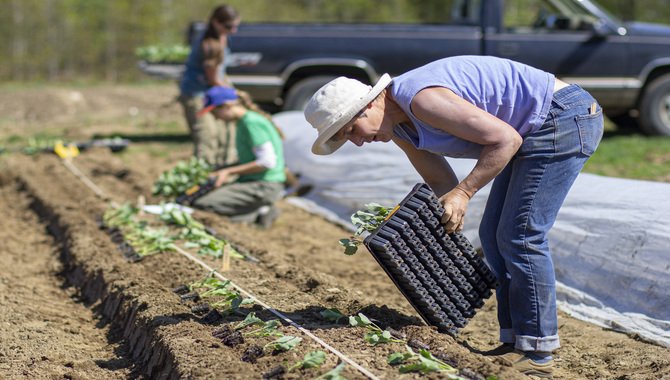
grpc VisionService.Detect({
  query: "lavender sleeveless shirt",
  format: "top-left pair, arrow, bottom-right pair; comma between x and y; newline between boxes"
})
391,56 -> 555,158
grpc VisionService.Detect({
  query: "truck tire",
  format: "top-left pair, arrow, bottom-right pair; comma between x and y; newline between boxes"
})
283,76 -> 337,111
639,74 -> 670,136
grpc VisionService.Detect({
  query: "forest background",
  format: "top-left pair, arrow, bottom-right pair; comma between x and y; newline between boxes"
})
3,0 -> 670,83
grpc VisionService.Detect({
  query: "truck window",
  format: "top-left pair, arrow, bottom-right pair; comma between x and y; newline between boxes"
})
504,0 -> 599,32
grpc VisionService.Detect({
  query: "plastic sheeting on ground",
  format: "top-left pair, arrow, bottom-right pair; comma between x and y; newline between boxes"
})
275,111 -> 670,347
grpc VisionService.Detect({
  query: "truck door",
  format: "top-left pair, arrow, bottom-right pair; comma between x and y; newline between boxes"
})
483,0 -> 629,82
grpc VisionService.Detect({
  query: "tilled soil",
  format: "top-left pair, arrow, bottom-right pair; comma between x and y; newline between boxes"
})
0,174 -> 130,379
1,85 -> 669,380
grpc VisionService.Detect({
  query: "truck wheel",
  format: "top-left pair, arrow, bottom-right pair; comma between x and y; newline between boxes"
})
283,76 -> 337,111
639,74 -> 670,136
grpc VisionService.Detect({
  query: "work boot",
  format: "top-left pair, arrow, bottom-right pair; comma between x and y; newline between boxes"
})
496,350 -> 554,379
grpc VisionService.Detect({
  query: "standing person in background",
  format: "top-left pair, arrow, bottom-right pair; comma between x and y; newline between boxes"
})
178,4 -> 240,167
194,86 -> 286,229
303,55 -> 604,379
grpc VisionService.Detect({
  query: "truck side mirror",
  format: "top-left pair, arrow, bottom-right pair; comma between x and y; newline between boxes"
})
589,20 -> 613,37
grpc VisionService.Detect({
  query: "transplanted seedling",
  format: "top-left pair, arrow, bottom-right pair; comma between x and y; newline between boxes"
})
339,203 -> 392,255
160,208 -> 205,230
159,207 -> 245,260
103,203 -> 139,228
349,313 -> 405,346
388,346 -> 475,378
319,308 -> 346,324
243,319 -> 283,337
189,275 -> 253,315
234,312 -> 264,330
315,362 -> 346,380
125,225 -> 176,256
263,335 -> 302,354
288,350 -> 327,372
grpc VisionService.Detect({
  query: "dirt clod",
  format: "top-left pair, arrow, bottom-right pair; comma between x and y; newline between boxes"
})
200,309 -> 223,325
172,285 -> 190,295
221,331 -> 244,347
262,365 -> 286,379
191,303 -> 211,315
179,292 -> 200,303
241,344 -> 265,363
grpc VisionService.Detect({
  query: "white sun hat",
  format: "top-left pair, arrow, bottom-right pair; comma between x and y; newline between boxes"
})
304,73 -> 392,155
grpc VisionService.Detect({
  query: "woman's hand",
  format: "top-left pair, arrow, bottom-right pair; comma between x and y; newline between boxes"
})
212,169 -> 230,187
439,185 -> 473,233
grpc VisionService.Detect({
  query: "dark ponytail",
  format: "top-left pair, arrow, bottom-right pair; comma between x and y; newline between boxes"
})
204,4 -> 239,39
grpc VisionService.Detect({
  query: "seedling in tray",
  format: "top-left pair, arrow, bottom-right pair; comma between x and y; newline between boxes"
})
339,203 -> 392,255
152,157 -> 212,198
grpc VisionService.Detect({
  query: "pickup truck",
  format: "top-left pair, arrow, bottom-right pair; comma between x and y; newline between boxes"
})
144,0 -> 670,135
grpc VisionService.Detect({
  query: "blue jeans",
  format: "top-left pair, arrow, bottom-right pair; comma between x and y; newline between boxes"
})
479,84 -> 603,352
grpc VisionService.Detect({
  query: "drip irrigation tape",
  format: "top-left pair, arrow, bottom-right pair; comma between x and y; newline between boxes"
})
172,245 -> 381,380
61,159 -> 112,202
58,158 -> 381,380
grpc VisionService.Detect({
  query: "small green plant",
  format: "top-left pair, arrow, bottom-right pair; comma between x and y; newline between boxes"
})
319,308 -> 346,323
22,136 -> 66,155
316,362 -> 346,380
388,346 -> 466,377
288,350 -> 327,372
125,225 -> 176,257
182,228 -> 243,259
339,203 -> 392,255
159,207 -> 244,260
244,319 -> 283,337
234,312 -> 264,330
152,157 -> 212,197
160,208 -> 205,230
103,203 -> 139,228
191,275 -> 252,314
263,335 -> 302,353
349,313 -> 404,345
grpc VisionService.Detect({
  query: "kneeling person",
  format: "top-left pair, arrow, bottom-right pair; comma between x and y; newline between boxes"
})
195,86 -> 286,228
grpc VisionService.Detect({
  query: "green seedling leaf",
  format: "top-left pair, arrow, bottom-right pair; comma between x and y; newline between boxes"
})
348,313 -> 372,327
388,351 -> 413,365
340,203 -> 391,255
245,319 -> 282,337
152,157 -> 211,198
264,335 -> 302,353
365,329 -> 403,345
319,308 -> 346,323
338,238 -> 360,255
234,312 -> 263,330
316,362 -> 346,380
288,350 -> 327,372
392,346 -> 458,375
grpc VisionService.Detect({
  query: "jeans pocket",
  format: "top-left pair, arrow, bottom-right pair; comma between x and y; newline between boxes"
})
575,110 -> 604,156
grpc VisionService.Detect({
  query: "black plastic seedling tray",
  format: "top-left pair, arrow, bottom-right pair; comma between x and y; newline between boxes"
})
363,183 -> 497,335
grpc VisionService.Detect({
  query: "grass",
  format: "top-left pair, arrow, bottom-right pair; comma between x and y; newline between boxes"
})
583,125 -> 670,182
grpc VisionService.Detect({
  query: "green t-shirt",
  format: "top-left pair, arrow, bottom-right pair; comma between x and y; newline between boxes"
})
235,111 -> 286,183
